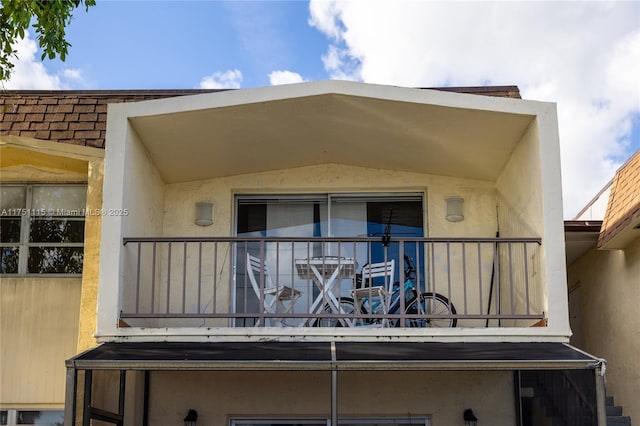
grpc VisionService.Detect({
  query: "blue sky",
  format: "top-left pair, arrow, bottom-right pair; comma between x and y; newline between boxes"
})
5,0 -> 640,218
45,1 -> 329,89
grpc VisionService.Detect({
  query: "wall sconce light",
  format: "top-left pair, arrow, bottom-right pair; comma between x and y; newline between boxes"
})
463,408 -> 478,426
446,196 -> 464,222
184,409 -> 198,426
195,201 -> 213,226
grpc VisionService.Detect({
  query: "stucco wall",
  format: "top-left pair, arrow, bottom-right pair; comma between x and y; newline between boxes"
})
109,161 -> 558,333
99,120 -> 167,331
496,120 -> 545,328
567,237 -> 640,423
0,278 -> 81,408
161,163 -> 498,238
77,158 -> 105,351
494,113 -> 567,335
0,137 -> 103,409
121,128 -> 166,239
156,163 -> 499,328
143,370 -> 514,425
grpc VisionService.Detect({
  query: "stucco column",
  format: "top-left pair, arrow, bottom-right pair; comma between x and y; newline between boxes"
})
77,159 -> 105,351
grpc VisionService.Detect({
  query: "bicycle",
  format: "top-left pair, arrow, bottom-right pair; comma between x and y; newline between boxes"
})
314,255 -> 457,328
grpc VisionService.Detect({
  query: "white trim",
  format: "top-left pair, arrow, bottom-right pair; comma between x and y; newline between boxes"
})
113,80 -> 549,120
94,325 -> 571,343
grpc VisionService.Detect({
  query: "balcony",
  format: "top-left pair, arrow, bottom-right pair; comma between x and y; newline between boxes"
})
96,82 -> 569,340
119,236 -> 544,329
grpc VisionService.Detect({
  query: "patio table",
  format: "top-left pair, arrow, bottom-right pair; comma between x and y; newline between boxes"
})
295,256 -> 357,327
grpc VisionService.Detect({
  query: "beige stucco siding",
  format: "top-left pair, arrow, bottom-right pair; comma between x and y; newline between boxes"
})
0,278 -> 81,408
77,158 -> 105,351
0,136 -> 104,408
156,164 -> 499,327
111,161 -> 550,333
144,370 -> 514,425
160,163 -> 498,238
496,120 -> 546,327
567,237 -> 640,422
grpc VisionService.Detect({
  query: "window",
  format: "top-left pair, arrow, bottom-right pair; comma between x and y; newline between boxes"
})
0,184 -> 87,275
236,193 -> 424,266
0,409 -> 63,425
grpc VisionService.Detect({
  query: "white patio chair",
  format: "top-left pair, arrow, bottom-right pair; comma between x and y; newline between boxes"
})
351,259 -> 395,327
246,252 -> 301,327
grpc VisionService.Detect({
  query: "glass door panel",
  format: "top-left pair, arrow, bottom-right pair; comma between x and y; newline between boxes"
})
234,194 -> 424,324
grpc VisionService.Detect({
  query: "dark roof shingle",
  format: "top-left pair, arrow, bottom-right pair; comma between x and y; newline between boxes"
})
1,86 -> 521,149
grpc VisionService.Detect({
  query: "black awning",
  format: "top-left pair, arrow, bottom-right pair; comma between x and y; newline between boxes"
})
67,341 -> 601,371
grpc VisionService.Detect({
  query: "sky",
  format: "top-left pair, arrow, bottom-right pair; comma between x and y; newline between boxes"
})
5,0 -> 640,219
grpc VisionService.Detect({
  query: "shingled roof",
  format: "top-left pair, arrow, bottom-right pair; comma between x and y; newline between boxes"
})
598,149 -> 640,249
0,86 -> 521,149
0,89 -> 227,149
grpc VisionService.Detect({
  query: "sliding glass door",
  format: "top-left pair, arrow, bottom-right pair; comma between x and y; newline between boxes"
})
234,193 -> 424,323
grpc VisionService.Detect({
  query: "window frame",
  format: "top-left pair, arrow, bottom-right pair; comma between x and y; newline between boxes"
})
0,183 -> 87,276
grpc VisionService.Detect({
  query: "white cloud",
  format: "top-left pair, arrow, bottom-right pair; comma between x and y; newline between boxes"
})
3,33 -> 87,90
308,0 -> 344,42
309,0 -> 640,218
268,70 -> 306,86
199,69 -> 243,89
62,68 -> 83,81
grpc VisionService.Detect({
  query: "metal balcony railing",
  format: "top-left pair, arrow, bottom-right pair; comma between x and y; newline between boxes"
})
120,237 -> 544,328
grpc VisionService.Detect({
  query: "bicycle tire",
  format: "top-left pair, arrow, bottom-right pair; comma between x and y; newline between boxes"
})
402,292 -> 457,328
312,297 -> 358,327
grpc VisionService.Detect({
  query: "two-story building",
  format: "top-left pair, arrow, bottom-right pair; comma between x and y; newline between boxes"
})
1,82 -> 608,425
59,81 -> 607,426
0,90 -> 214,425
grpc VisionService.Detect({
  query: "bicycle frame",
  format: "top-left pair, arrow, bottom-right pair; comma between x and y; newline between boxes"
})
358,255 -> 457,327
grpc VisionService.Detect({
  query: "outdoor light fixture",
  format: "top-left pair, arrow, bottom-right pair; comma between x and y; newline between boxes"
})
195,201 -> 213,226
183,409 -> 198,426
446,196 -> 464,222
463,408 -> 478,426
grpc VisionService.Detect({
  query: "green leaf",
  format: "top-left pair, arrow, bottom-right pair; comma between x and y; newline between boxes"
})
0,0 -> 95,81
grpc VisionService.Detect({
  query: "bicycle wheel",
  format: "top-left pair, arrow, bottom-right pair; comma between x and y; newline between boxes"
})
313,297 -> 357,327
403,292 -> 457,328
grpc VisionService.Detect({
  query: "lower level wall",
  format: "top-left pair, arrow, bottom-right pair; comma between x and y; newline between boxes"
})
0,278 -> 81,408
567,237 -> 640,423
105,370 -> 515,425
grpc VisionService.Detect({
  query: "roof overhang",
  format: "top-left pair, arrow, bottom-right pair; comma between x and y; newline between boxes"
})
599,216 -> 640,249
0,135 -> 104,181
564,221 -> 602,265
117,81 -> 543,184
67,341 -> 601,372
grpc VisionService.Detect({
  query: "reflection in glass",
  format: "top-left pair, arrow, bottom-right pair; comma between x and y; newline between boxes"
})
17,410 -> 64,425
234,194 -> 424,323
29,218 -> 85,243
31,185 -> 86,213
1,247 -> 19,274
0,186 -> 26,211
28,247 -> 84,274
0,217 -> 21,243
